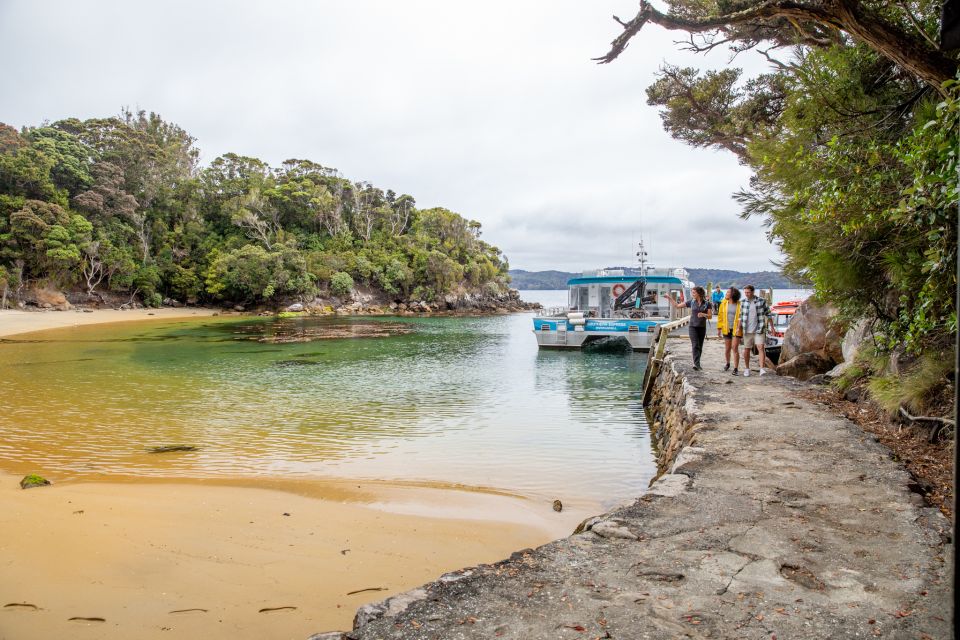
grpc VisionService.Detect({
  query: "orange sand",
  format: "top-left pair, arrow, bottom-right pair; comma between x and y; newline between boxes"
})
0,311 -> 569,639
0,308 -> 221,338
0,473 -> 562,639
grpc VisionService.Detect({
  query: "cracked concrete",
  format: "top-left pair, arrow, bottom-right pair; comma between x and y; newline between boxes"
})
313,338 -> 953,640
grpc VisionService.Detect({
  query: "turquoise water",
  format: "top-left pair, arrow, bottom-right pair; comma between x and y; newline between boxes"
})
0,298 -> 655,508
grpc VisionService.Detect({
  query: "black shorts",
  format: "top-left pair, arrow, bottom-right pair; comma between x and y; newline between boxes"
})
722,330 -> 734,339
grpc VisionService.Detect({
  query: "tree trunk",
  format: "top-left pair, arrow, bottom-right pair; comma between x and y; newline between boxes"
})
837,0 -> 956,93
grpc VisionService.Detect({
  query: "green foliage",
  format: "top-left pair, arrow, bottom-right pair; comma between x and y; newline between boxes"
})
205,244 -> 314,304
0,111 -> 509,307
867,352 -> 955,414
330,271 -> 354,297
647,38 -> 956,355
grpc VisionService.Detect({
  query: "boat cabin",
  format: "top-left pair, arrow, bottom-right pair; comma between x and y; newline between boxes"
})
565,269 -> 693,321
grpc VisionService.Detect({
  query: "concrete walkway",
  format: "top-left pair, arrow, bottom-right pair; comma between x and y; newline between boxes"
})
324,337 -> 953,640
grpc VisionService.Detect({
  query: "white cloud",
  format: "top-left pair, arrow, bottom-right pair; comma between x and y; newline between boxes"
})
0,0 -> 782,272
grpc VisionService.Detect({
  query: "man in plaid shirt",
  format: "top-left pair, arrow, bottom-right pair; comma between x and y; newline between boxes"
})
738,285 -> 774,377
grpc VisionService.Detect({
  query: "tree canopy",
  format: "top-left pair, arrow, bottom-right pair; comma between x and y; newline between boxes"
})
0,111 -> 510,308
598,0 -> 958,354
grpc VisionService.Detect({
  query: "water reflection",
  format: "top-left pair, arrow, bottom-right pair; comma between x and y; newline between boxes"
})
0,312 -> 656,506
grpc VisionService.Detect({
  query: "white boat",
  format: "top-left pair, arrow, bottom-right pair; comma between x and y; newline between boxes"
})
533,266 -> 694,351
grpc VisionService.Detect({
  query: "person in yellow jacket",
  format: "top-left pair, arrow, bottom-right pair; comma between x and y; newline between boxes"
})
716,287 -> 743,374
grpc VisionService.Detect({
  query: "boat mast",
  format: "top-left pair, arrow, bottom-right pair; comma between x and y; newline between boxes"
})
636,238 -> 649,275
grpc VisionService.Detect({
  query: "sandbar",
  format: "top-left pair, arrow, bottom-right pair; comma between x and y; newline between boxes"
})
0,307 -> 221,338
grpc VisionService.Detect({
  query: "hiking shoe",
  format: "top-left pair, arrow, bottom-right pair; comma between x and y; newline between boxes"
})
743,369 -> 750,377
693,365 -> 702,371
732,368 -> 738,376
723,363 -> 730,371
759,368 -> 768,376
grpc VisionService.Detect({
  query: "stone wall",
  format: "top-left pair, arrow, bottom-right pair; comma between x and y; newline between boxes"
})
643,343 -> 704,478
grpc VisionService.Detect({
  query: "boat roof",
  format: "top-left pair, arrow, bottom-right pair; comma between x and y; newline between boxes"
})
567,275 -> 687,286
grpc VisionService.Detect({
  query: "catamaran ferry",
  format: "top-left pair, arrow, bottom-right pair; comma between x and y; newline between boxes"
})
533,267 -> 694,351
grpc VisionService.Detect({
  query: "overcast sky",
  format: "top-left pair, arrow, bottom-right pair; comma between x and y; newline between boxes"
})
0,0 -> 781,273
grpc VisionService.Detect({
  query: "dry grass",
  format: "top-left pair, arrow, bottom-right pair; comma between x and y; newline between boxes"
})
868,354 -> 954,415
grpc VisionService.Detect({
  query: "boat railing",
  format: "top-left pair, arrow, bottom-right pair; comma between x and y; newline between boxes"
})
641,316 -> 691,405
537,306 -> 569,317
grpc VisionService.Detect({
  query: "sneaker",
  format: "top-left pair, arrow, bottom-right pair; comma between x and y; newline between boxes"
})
732,368 -> 738,376
759,368 -> 768,376
743,369 -> 751,377
723,363 -> 730,372
693,365 -> 701,371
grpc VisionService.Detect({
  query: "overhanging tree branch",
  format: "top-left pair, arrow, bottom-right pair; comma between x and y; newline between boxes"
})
596,0 -> 958,94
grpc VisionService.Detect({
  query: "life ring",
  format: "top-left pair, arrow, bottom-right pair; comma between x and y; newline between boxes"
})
612,283 -> 626,297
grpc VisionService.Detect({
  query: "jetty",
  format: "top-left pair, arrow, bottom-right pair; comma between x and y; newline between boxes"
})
317,336 -> 954,640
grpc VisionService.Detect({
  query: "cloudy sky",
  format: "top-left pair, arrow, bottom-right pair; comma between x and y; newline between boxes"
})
0,0 -> 781,273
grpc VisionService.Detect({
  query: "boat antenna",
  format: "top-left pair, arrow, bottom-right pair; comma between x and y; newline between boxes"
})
636,237 -> 648,275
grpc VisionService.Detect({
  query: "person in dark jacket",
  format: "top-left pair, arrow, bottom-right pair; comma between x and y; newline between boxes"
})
663,286 -> 712,370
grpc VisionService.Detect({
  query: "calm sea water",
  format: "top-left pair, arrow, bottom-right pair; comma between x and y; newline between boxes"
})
0,299 -> 656,509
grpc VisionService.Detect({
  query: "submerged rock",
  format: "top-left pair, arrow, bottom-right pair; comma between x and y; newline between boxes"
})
20,474 -> 51,489
147,445 -> 198,454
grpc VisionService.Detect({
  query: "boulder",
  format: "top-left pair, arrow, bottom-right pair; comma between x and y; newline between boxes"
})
24,287 -> 70,310
286,302 -> 304,312
780,299 -> 844,364
776,351 -> 835,381
889,348 -> 918,377
842,318 -> 873,363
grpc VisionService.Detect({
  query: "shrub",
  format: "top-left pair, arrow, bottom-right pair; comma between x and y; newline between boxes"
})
330,271 -> 353,297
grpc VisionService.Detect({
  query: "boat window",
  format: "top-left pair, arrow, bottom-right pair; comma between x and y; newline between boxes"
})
774,313 -> 791,327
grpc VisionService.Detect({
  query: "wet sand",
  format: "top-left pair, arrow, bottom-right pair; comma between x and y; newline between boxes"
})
0,473 -> 562,639
0,311 -> 567,639
0,307 -> 220,338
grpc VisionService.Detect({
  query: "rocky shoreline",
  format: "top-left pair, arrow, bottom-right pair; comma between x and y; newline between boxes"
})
7,285 -> 541,317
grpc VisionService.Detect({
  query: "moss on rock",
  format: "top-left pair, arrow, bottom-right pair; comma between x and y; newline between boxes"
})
20,474 -> 51,489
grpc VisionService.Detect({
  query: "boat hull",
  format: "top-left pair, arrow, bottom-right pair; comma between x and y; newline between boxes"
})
532,317 -> 658,351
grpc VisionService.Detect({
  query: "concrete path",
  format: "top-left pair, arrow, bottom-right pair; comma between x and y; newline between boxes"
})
325,337 -> 953,640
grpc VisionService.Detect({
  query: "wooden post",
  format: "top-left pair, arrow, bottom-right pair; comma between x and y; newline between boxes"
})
642,317 -> 691,405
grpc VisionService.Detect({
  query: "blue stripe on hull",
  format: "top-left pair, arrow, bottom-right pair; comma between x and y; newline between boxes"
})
532,318 -> 660,332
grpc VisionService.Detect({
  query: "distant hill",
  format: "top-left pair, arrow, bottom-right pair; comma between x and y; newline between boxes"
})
509,268 -> 802,290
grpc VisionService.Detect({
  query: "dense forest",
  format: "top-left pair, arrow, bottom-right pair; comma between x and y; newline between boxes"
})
508,268 -> 799,290
599,0 -> 957,414
0,111 -> 511,309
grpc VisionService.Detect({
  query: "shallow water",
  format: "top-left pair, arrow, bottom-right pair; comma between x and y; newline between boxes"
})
0,301 -> 655,509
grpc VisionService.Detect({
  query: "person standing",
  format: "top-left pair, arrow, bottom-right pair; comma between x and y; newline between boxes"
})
715,287 -> 742,374
663,286 -> 712,370
711,285 -> 723,313
739,284 -> 773,376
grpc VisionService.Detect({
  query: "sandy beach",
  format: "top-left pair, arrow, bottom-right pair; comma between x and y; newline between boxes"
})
0,310 -> 563,639
0,307 -> 221,338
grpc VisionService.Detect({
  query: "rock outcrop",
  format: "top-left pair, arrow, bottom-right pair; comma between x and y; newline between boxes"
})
777,298 -> 844,379
302,287 -> 539,317
776,351 -> 835,381
780,298 -> 843,363
22,287 -> 71,311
